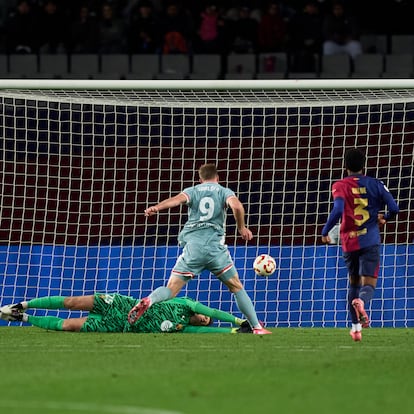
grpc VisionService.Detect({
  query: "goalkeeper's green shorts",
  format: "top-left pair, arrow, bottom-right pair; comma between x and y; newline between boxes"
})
80,293 -> 137,333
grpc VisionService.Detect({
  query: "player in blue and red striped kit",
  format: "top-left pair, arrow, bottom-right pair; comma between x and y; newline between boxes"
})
321,148 -> 399,341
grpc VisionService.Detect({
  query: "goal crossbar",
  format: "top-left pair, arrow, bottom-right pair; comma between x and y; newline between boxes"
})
2,79 -> 414,108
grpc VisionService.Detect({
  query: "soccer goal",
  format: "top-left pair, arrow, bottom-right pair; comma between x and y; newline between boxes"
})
0,79 -> 413,327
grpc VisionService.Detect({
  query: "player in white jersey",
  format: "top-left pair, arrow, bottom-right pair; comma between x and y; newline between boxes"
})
128,163 -> 271,335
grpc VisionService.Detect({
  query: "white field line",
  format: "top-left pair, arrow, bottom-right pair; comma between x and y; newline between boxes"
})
0,400 -> 183,414
0,343 -> 401,351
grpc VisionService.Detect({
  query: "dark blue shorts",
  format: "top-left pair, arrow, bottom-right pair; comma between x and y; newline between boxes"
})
343,245 -> 380,278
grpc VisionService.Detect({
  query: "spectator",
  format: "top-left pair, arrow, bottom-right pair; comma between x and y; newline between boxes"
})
38,0 -> 68,54
159,1 -> 193,54
196,3 -> 219,53
257,1 -> 287,53
127,0 -> 158,54
196,4 -> 233,56
4,0 -> 40,54
289,0 -> 323,72
69,4 -> 99,53
98,2 -> 127,53
322,0 -> 362,59
229,6 -> 258,54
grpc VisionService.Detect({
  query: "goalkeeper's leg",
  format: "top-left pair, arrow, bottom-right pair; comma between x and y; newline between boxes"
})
1,295 -> 95,314
0,309 -> 87,331
24,315 -> 87,331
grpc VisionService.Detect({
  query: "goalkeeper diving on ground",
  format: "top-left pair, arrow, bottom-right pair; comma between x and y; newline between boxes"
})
0,294 -> 254,334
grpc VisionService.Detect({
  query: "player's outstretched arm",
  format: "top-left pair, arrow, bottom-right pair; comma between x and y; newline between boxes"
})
192,300 -> 243,326
144,193 -> 188,216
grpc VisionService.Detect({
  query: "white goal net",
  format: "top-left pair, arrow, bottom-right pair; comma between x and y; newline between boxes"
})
0,79 -> 413,327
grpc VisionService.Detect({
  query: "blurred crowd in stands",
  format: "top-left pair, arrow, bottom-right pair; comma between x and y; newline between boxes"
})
0,0 -> 413,66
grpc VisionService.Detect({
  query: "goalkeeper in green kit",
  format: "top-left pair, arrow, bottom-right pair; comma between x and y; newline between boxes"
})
0,293 -> 252,333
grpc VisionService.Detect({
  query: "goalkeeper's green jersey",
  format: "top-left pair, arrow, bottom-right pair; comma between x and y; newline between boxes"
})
131,296 -> 202,333
80,294 -> 236,333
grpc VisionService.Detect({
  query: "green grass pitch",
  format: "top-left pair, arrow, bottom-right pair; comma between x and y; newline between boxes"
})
1,327 -> 413,414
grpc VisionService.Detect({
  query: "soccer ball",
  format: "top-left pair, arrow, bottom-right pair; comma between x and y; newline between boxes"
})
253,254 -> 276,277
328,223 -> 341,245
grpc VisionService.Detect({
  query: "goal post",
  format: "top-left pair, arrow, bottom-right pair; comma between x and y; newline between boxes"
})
0,79 -> 413,328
